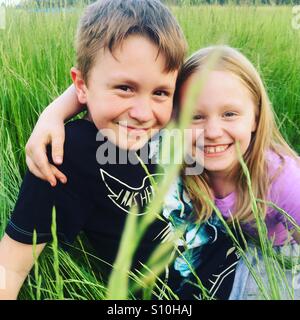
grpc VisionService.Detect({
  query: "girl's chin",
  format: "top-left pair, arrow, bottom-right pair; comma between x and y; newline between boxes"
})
203,160 -> 240,176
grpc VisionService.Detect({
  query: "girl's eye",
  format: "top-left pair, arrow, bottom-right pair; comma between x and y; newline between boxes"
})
192,114 -> 205,121
223,111 -> 237,118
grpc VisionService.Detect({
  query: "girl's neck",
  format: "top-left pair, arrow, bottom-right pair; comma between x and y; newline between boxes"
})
207,171 -> 237,199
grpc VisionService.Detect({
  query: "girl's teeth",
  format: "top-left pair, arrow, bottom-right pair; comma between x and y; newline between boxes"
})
204,145 -> 229,154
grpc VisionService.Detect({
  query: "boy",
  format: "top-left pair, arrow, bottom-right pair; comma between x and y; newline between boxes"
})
0,0 -> 186,299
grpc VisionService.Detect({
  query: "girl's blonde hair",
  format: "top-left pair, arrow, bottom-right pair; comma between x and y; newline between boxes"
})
177,45 -> 298,224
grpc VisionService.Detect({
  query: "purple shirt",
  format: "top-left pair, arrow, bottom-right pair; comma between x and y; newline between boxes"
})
215,151 -> 300,246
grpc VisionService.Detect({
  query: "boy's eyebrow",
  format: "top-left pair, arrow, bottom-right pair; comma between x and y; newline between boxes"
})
107,77 -> 175,91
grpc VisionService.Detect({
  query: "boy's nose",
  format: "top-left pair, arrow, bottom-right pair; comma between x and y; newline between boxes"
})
204,118 -> 223,140
128,98 -> 154,123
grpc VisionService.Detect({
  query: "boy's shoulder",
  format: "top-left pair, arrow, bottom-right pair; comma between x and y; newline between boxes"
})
65,118 -> 98,140
64,119 -> 98,152
60,119 -> 100,171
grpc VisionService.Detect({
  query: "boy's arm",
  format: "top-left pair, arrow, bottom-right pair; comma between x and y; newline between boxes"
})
25,84 -> 85,187
0,234 -> 46,300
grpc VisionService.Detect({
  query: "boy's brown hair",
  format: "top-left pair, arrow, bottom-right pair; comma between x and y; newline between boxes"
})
76,0 -> 187,85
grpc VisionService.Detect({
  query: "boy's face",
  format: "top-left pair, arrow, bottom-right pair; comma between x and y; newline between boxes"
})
72,35 -> 178,150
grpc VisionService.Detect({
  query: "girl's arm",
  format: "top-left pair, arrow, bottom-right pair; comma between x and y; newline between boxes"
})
270,155 -> 300,245
0,234 -> 46,300
25,85 -> 85,187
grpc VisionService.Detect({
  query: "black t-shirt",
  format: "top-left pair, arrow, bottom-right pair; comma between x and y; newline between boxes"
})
6,119 -> 240,300
7,119 -> 167,268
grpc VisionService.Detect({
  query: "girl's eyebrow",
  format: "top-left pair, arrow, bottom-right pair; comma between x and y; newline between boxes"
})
221,103 -> 244,110
195,102 -> 244,111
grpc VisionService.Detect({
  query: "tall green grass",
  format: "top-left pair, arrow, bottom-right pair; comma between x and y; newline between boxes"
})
0,4 -> 300,299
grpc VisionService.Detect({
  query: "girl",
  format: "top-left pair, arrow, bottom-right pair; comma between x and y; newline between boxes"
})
174,45 -> 300,299
177,45 -> 300,246
25,46 -> 300,299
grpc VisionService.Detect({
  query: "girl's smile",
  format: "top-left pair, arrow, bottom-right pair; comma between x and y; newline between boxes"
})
203,143 -> 234,157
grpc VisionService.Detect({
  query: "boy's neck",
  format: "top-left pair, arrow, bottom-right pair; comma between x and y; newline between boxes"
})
83,112 -> 92,122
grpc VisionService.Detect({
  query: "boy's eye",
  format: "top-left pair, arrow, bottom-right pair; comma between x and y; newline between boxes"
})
154,90 -> 169,97
116,85 -> 132,92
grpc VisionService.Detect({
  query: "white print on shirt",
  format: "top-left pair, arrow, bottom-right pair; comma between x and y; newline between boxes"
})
208,258 -> 239,299
206,247 -> 239,299
100,169 -> 163,215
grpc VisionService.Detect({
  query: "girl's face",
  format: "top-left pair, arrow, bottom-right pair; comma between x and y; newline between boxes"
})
180,70 -> 257,177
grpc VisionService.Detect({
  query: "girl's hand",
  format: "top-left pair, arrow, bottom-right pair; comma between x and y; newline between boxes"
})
25,111 -> 67,187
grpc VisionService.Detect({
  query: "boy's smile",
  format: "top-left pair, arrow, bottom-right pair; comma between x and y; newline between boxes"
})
72,35 -> 178,150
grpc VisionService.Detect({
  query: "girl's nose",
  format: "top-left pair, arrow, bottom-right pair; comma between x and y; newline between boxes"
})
204,118 -> 223,140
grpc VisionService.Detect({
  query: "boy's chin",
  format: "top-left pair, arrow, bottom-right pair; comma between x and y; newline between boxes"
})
116,136 -> 150,151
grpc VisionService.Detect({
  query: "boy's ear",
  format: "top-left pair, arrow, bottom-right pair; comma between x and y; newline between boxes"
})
71,67 -> 88,104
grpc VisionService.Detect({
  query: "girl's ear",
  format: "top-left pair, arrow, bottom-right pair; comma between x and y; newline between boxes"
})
71,67 -> 88,104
